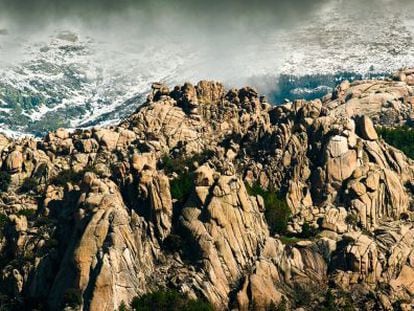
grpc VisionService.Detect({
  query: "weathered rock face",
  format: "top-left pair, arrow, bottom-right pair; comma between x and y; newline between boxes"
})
5,150 -> 23,174
180,169 -> 269,308
0,71 -> 414,310
47,173 -> 159,311
326,71 -> 414,126
356,115 -> 379,140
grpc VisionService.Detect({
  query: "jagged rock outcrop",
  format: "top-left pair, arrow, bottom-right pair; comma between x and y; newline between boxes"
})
47,173 -> 159,310
0,70 -> 413,310
180,168 -> 269,308
326,74 -> 414,126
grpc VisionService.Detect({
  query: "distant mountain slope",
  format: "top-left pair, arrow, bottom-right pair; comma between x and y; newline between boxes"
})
0,31 -> 193,136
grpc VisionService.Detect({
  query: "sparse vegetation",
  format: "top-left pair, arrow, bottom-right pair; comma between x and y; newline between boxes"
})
329,289 -> 355,311
170,172 -> 193,203
118,301 -> 128,311
292,283 -> 313,307
163,151 -> 214,204
278,224 -> 319,245
377,126 -> 414,159
320,289 -> 336,311
23,249 -> 36,261
0,213 -> 8,229
161,155 -> 179,175
0,171 -> 11,192
160,150 -> 214,175
33,163 -> 48,179
279,236 -> 303,245
299,222 -> 319,239
130,290 -> 213,311
35,216 -> 56,227
16,209 -> 36,218
345,214 -> 358,226
245,183 -> 291,235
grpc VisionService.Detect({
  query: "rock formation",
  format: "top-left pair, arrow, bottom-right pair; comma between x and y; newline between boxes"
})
0,71 -> 413,310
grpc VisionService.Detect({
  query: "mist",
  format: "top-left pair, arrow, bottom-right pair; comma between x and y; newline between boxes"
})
0,0 -> 334,86
0,0 -> 413,90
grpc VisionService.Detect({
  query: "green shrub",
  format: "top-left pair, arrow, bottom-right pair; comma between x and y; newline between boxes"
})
163,151 -> 213,204
335,290 -> 355,311
320,289 -> 336,311
265,193 -> 291,235
16,209 -> 36,218
20,177 -> 38,193
63,288 -> 82,308
245,182 -> 268,198
400,212 -> 410,221
345,214 -> 358,226
245,183 -> 291,235
0,213 -> 9,228
279,236 -> 302,245
292,283 -> 317,307
130,290 -> 213,311
118,301 -> 128,311
299,222 -> 319,239
170,172 -> 193,203
377,126 -> 414,159
0,171 -> 11,192
161,150 -> 213,175
161,155 -> 177,175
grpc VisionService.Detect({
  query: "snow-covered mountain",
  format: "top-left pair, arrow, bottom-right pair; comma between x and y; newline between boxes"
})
0,0 -> 414,136
0,30 -> 200,136
278,0 -> 414,75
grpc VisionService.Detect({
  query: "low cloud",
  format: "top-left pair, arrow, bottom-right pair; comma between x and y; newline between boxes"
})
1,0 -> 411,88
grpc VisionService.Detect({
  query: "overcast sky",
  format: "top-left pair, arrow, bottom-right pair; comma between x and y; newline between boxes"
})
0,0 -> 330,33
0,1 -> 326,21
0,0 -> 333,79
0,0 -> 413,86
1,0 -> 411,51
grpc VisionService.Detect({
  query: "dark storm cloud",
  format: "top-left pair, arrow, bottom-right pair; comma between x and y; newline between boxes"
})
0,0 -> 324,16
0,0 -> 328,30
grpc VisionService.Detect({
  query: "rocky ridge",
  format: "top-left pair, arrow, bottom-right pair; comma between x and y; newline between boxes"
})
0,70 -> 414,310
